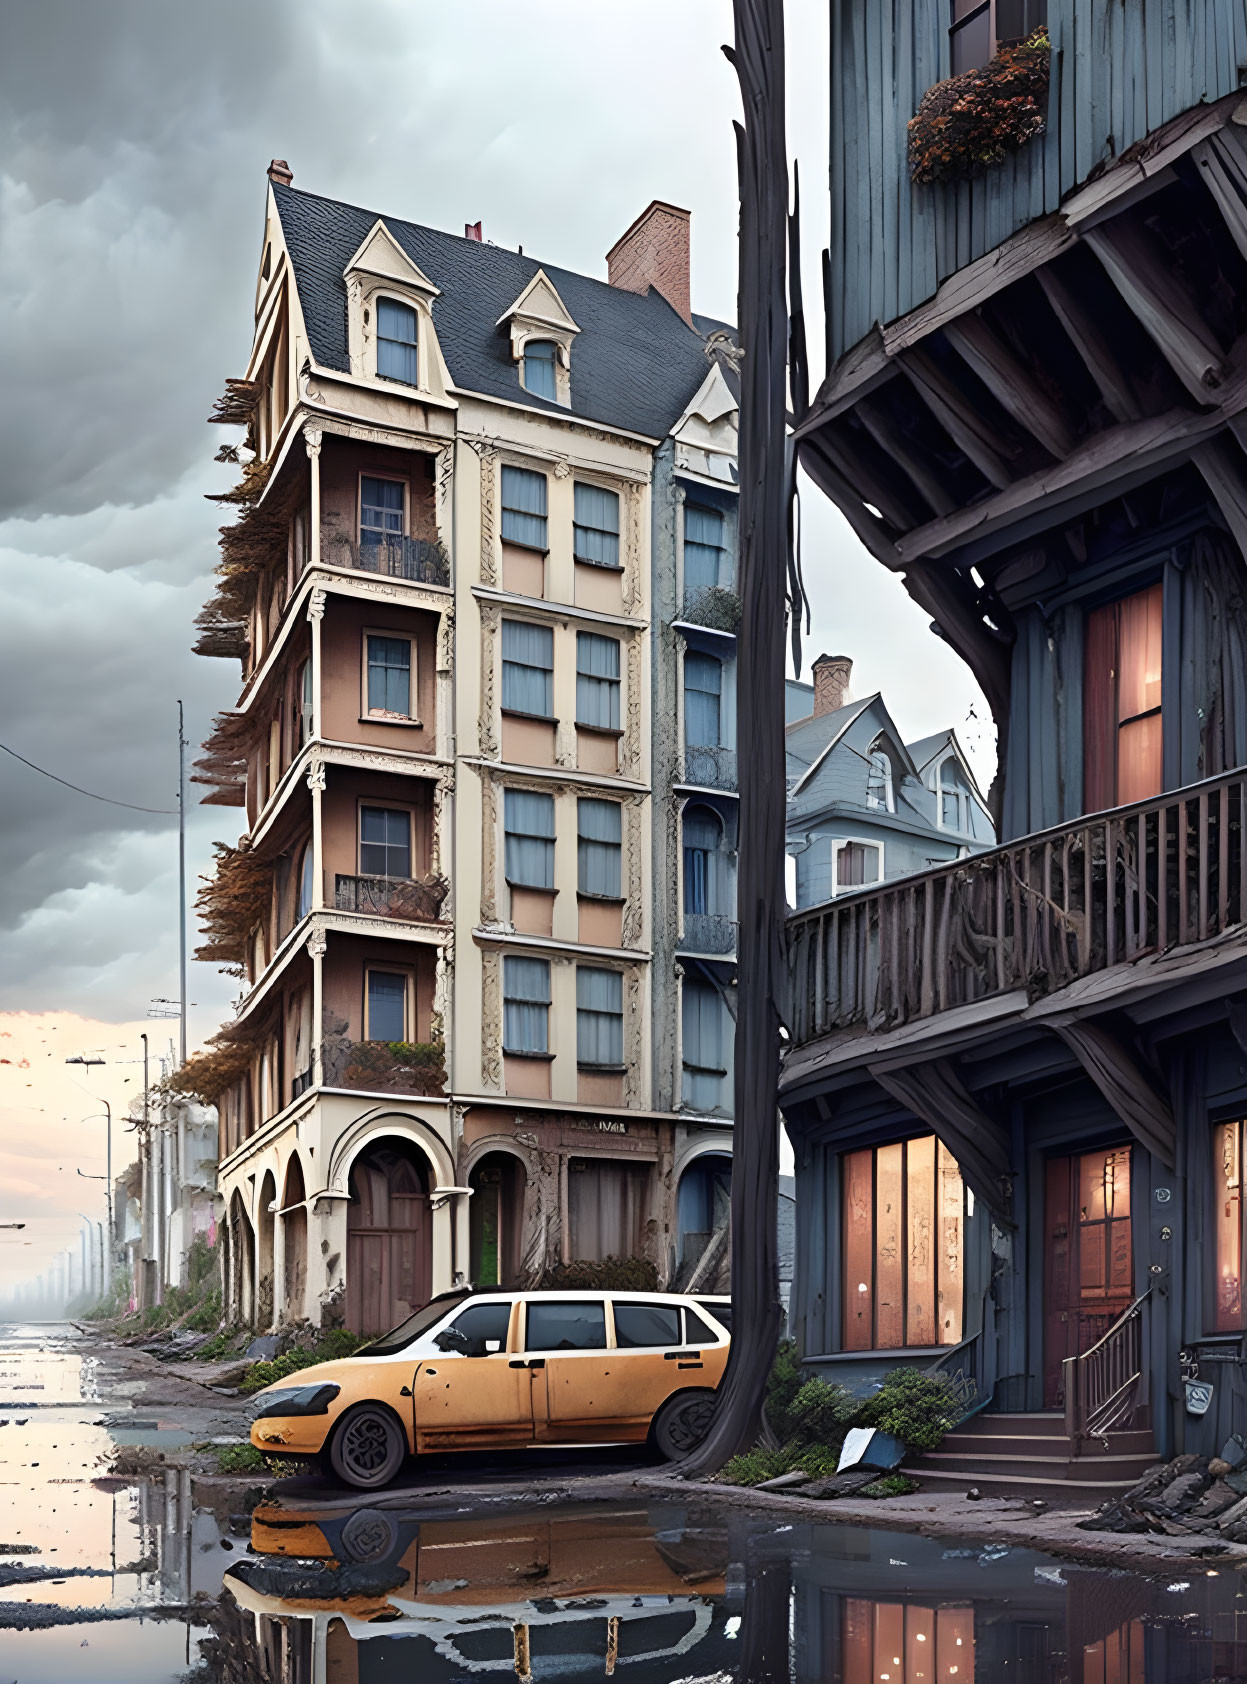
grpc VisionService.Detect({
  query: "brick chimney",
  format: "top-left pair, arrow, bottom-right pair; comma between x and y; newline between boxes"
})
465,220 -> 482,242
812,654 -> 853,717
606,201 -> 692,324
267,159 -> 293,186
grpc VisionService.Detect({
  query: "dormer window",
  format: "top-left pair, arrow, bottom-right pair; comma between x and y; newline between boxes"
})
376,299 -> 418,386
939,757 -> 964,830
866,748 -> 894,812
523,340 -> 558,401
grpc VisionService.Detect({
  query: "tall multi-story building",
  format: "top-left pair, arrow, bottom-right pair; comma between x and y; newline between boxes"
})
785,2 -> 1247,1492
188,167 -> 740,1333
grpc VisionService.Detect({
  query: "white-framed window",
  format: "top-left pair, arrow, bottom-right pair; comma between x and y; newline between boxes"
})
504,789 -> 555,889
866,747 -> 894,812
376,298 -> 419,386
365,967 -> 410,1041
501,620 -> 554,718
522,340 -> 557,401
363,631 -> 416,721
576,632 -> 621,731
503,955 -> 550,1055
576,966 -> 624,1068
834,838 -> 883,892
359,805 -> 412,878
501,466 -> 548,551
573,483 -> 620,569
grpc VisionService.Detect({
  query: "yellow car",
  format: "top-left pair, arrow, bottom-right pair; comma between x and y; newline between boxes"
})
249,1289 -> 730,1489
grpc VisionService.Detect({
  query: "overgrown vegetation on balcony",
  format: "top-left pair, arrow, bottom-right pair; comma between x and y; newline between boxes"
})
193,434 -> 282,664
909,28 -> 1050,186
194,841 -> 274,976
321,1013 -> 447,1095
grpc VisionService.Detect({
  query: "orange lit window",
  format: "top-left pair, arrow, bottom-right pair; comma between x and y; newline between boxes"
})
843,1599 -> 974,1684
1084,582 -> 1163,812
1214,1120 -> 1245,1332
842,1136 -> 966,1352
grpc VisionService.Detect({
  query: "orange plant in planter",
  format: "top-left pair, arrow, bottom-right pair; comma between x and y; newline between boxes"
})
909,29 -> 1051,186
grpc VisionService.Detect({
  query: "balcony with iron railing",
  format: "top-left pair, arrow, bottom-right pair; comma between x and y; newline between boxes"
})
678,585 -> 741,635
334,872 -> 449,924
682,745 -> 738,793
787,769 -> 1247,1048
320,532 -> 451,588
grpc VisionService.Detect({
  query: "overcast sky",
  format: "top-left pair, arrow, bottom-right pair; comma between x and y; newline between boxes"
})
0,1 -> 989,1280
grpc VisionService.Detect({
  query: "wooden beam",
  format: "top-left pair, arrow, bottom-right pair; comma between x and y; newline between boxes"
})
870,1058 -> 1013,1221
1192,435 -> 1247,561
1192,138 -> 1247,271
815,423 -> 927,532
1082,219 -> 1227,406
854,392 -> 957,518
1050,1019 -> 1176,1170
902,560 -> 1012,733
943,313 -> 1076,460
898,348 -> 1016,491
799,324 -> 893,430
1036,264 -> 1142,425
797,435 -> 906,571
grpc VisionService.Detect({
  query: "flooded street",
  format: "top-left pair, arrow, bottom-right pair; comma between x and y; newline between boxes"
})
3,1324 -> 1247,1680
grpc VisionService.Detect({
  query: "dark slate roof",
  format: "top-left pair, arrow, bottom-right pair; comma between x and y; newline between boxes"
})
273,182 -> 730,441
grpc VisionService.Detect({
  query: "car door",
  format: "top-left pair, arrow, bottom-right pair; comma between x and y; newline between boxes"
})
523,1298 -> 615,1443
604,1299 -> 687,1439
411,1299 -> 533,1451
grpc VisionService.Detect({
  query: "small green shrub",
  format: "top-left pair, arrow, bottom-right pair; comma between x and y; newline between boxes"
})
719,1442 -> 843,1487
195,1329 -> 243,1363
239,1328 -> 365,1394
213,1443 -> 265,1473
861,1473 -> 918,1498
855,1368 -> 960,1453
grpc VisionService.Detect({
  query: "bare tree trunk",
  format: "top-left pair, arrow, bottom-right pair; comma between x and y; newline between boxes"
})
680,0 -> 788,1474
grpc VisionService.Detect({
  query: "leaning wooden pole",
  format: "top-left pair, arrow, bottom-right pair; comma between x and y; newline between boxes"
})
681,0 -> 788,1474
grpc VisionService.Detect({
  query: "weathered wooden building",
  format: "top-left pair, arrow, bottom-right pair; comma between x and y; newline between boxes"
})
786,1 -> 1247,1491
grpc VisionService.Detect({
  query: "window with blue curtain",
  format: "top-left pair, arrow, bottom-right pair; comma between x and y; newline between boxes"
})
376,298 -> 419,386
576,632 -> 620,730
501,466 -> 548,550
360,476 -> 404,543
682,979 -> 725,1108
523,340 -> 557,401
503,956 -> 550,1054
684,504 -> 725,594
573,483 -> 620,568
297,843 -> 314,919
359,806 -> 411,878
367,970 -> 407,1041
504,789 -> 555,888
684,653 -> 722,747
683,805 -> 723,915
501,620 -> 554,717
366,635 -> 411,717
576,967 -> 623,1067
578,799 -> 622,898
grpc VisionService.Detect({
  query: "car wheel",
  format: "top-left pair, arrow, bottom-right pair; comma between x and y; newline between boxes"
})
328,1403 -> 406,1490
339,1507 -> 399,1564
652,1389 -> 717,1461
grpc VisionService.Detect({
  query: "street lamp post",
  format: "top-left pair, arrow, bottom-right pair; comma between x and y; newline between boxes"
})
65,1057 -> 113,1296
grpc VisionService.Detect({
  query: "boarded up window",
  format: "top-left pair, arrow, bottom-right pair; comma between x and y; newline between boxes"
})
841,1136 -> 965,1351
1084,582 -> 1163,813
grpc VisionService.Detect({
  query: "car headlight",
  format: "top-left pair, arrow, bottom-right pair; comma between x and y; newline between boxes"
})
252,1382 -> 341,1419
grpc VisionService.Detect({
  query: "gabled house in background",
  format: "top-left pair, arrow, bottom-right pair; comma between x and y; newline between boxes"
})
785,655 -> 993,909
785,0 -> 1247,1497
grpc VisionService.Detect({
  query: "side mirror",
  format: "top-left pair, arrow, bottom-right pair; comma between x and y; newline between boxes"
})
434,1326 -> 470,1354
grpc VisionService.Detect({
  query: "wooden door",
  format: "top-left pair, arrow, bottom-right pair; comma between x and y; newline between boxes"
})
346,1144 -> 432,1336
1043,1146 -> 1134,1408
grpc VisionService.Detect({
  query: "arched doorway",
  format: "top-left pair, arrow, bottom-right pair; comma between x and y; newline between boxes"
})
282,1156 -> 308,1324
675,1152 -> 732,1290
229,1191 -> 255,1327
469,1152 -> 528,1287
256,1170 -> 276,1329
346,1138 -> 432,1336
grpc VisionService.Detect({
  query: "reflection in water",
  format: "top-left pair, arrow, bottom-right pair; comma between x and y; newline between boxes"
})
207,1493 -> 1247,1683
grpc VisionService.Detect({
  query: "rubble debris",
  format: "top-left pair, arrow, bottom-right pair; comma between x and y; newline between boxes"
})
1082,1453 -> 1247,1540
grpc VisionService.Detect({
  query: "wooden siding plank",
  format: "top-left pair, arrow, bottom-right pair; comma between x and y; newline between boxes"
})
1059,0 -> 1078,198
880,0 -> 899,330
1075,0 -> 1094,186
866,0 -> 887,346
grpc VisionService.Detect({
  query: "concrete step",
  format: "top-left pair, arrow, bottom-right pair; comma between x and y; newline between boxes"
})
938,1427 -> 1155,1458
920,1449 -> 1159,1483
950,1411 -> 1068,1438
910,1465 -> 1155,1504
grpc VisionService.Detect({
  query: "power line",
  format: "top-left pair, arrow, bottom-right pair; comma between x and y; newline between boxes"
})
0,741 -> 177,815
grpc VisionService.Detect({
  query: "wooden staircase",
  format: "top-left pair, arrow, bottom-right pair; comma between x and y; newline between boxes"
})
909,1411 -> 1159,1503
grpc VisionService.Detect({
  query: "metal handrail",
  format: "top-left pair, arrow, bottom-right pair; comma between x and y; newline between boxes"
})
1064,1287 -> 1151,1448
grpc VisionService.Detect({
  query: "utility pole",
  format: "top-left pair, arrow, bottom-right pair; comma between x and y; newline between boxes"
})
177,700 -> 188,1069
65,1057 -> 113,1297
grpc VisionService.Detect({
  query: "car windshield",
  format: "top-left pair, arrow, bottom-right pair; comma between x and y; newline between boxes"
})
351,1290 -> 471,1356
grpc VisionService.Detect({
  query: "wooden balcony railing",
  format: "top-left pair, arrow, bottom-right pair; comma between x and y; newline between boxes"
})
335,872 -> 449,923
787,769 -> 1247,1044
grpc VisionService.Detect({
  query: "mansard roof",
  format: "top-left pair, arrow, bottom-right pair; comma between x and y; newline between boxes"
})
272,181 -> 730,440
